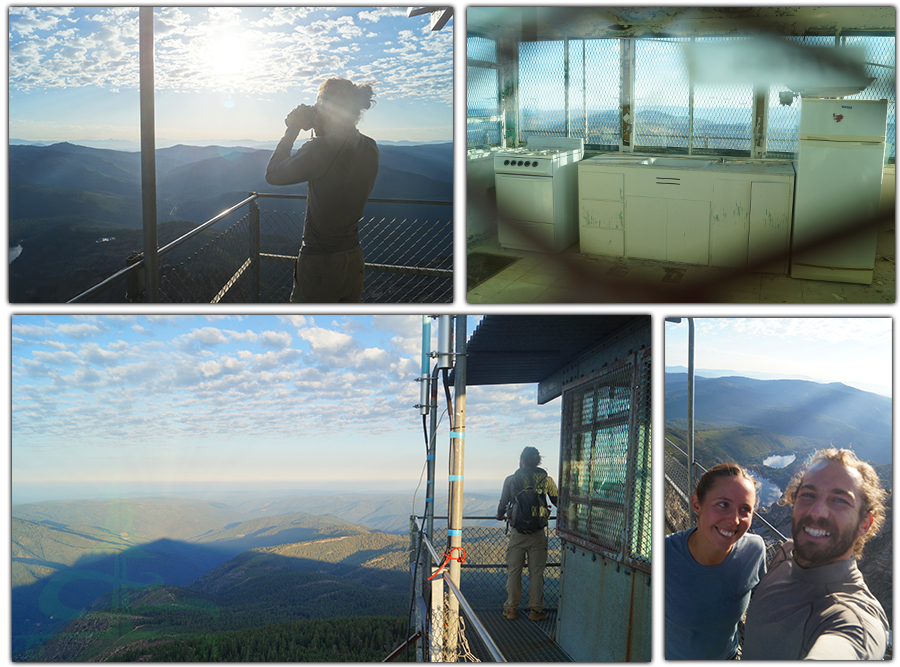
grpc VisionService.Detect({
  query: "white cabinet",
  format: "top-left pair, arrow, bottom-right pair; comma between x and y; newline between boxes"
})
577,167 -> 625,257
626,196 -> 710,264
748,182 -> 792,273
578,157 -> 795,269
710,177 -> 794,273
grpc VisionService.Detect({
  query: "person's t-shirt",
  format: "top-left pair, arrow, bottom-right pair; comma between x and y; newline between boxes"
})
665,529 -> 766,660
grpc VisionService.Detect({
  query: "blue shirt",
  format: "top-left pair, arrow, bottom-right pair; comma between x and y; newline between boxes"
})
665,529 -> 767,660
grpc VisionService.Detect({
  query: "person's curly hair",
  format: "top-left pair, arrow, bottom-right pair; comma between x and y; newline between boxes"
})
780,447 -> 887,559
318,78 -> 377,125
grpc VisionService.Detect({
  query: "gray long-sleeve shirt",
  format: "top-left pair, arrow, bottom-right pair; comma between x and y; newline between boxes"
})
266,126 -> 379,255
741,540 -> 889,660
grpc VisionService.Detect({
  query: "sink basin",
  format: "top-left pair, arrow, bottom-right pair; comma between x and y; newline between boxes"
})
638,157 -> 712,168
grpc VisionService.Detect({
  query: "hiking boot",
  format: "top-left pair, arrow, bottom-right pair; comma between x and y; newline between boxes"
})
529,610 -> 548,621
503,608 -> 518,620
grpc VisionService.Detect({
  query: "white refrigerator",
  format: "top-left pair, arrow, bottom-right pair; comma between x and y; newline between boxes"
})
790,98 -> 888,284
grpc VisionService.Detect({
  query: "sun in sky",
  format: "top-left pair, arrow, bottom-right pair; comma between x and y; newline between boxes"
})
9,6 -> 453,146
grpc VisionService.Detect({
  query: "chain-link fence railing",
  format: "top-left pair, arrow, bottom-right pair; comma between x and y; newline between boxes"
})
71,194 -> 453,304
427,518 -> 562,611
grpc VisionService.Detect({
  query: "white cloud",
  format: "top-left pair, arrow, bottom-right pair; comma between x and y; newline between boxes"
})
9,6 -> 451,105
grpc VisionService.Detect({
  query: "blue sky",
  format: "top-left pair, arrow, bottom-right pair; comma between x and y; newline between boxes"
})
664,317 -> 892,398
8,7 -> 453,146
11,315 -> 562,504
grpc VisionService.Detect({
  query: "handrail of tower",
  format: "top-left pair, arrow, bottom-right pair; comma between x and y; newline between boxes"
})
665,437 -> 788,542
67,193 -> 453,303
419,530 -> 506,662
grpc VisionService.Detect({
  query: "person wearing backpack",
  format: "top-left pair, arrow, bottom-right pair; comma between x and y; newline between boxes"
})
495,446 -> 559,621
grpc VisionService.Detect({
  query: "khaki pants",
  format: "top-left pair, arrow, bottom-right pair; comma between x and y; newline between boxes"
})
290,248 -> 365,303
504,527 -> 548,613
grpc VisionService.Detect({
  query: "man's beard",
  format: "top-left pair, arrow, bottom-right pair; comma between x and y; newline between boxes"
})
792,515 -> 860,567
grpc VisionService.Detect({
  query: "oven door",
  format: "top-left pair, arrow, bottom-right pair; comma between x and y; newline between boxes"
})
496,173 -> 556,251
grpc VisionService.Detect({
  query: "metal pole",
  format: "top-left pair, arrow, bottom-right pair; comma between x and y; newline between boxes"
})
427,364 -> 439,542
446,314 -> 466,661
687,317 -> 696,526
139,7 -> 159,302
688,38 -> 694,155
249,197 -> 260,302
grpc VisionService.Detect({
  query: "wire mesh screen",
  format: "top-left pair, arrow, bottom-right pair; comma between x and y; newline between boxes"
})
429,520 -> 562,611
519,40 -> 566,139
663,451 -> 692,535
634,38 -> 691,149
558,351 -> 651,570
844,35 -> 896,159
492,34 -> 893,159
569,39 -> 621,146
691,37 -> 754,153
629,349 -> 652,565
159,213 -> 255,303
467,35 -> 497,63
467,65 -> 502,148
258,202 -> 452,303
155,197 -> 451,303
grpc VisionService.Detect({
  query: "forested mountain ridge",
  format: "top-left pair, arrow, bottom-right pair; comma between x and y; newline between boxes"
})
664,373 -> 892,464
15,516 -> 410,660
12,492 -> 494,657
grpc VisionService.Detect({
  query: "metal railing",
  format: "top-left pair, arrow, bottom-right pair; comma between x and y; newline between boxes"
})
68,194 -> 453,304
410,515 -> 562,662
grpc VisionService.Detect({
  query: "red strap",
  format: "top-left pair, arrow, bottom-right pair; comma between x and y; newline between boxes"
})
428,547 -> 467,580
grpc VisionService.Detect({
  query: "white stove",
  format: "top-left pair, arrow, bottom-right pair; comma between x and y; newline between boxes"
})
494,137 -> 584,252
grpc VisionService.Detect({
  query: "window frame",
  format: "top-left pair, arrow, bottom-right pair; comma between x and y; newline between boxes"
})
471,31 -> 894,162
557,348 -> 652,573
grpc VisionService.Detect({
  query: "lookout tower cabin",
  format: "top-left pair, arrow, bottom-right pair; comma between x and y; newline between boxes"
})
466,7 -> 896,304
406,315 -> 651,662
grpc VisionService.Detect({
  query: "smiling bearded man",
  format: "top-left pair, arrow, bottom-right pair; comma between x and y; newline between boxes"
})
741,448 -> 889,660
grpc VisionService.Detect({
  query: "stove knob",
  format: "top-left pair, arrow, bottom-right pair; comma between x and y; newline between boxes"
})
517,160 -> 523,166
532,161 -> 540,168
504,159 -> 510,166
524,161 -> 531,167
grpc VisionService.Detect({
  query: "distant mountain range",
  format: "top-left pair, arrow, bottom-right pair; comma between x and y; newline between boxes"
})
664,372 -> 892,465
665,365 -> 890,397
10,137 -> 451,151
11,491 -> 499,656
9,140 -> 453,302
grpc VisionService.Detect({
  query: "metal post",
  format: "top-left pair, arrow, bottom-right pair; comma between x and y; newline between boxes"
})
427,364 -> 440,542
249,196 -> 260,302
751,88 -> 768,158
446,315 -> 466,661
687,38 -> 694,155
687,317 -> 696,526
139,7 -> 159,302
620,39 -> 635,152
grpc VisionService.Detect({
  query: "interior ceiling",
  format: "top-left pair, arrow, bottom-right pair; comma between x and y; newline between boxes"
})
460,314 -> 641,386
466,6 -> 895,40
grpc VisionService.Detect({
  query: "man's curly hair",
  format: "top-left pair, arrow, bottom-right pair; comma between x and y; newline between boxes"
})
780,447 -> 887,559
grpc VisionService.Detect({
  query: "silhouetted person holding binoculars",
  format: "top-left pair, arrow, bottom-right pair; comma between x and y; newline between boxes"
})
266,78 -> 379,303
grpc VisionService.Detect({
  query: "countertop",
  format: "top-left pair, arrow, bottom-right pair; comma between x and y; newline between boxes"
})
581,153 -> 795,175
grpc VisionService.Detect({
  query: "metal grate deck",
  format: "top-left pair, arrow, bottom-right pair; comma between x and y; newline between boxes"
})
465,609 -> 572,662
